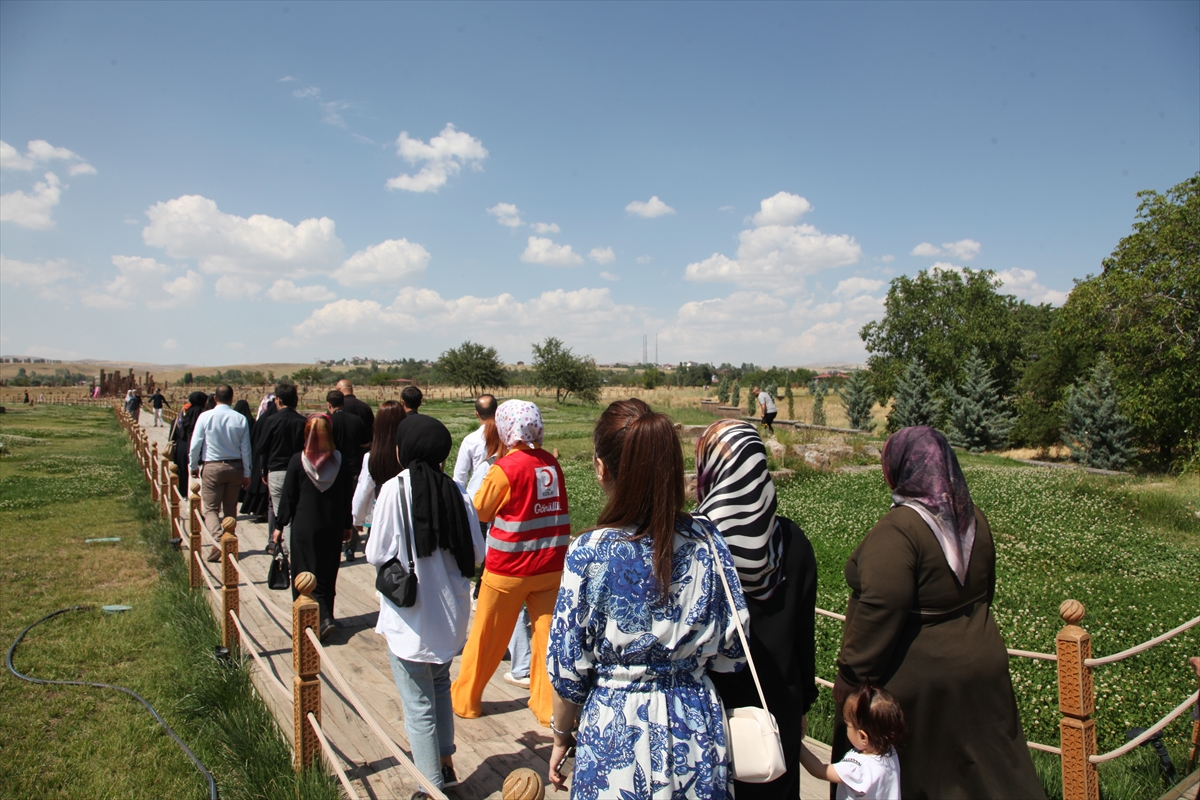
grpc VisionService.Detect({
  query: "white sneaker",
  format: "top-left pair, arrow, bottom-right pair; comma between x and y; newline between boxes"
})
503,671 -> 530,688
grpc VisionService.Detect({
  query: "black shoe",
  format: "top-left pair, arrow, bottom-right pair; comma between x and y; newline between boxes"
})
440,764 -> 458,788
319,618 -> 336,642
343,544 -> 355,562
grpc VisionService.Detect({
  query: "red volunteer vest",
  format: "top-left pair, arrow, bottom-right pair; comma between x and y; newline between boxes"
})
486,448 -> 570,577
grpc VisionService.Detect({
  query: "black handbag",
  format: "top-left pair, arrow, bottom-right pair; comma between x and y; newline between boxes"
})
267,548 -> 290,590
375,476 -> 418,608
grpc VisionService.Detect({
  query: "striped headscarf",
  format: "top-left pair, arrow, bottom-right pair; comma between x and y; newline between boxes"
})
695,419 -> 784,601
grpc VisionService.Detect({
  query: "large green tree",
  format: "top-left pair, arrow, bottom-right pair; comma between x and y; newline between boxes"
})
531,337 -> 602,404
1056,175 -> 1199,460
860,268 -> 1024,402
436,341 -> 508,396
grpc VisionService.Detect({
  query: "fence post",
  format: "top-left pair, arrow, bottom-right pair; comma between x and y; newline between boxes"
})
292,571 -> 321,771
1057,599 -> 1099,800
160,455 -> 171,519
149,442 -> 160,501
189,481 -> 203,589
220,517 -> 239,654
168,464 -> 181,535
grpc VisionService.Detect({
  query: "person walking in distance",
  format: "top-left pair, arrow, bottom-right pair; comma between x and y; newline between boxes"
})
401,385 -> 423,415
451,400 -> 569,727
257,383 -> 307,555
188,384 -> 252,562
754,385 -> 777,434
148,388 -> 171,427
336,379 -> 375,439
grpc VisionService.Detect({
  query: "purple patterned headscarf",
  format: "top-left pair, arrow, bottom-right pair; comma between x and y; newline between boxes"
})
882,426 -> 976,583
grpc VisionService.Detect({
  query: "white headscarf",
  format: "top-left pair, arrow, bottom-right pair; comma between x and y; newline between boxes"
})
495,400 -> 544,448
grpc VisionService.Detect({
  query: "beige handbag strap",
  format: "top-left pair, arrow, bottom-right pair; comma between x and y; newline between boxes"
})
704,526 -> 770,713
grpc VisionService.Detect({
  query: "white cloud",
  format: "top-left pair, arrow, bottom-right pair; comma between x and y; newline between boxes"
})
293,86 -> 320,98
750,191 -> 812,227
142,195 -> 342,279
881,254 -> 895,263
625,196 -> 675,218
291,86 -> 349,127
685,218 -> 862,290
530,222 -> 560,234
387,123 -> 487,193
267,280 -> 338,303
942,239 -> 981,261
588,247 -> 615,264
1,172 -> 62,229
0,255 -> 77,290
930,261 -> 966,276
83,255 -> 204,309
1,139 -> 95,174
599,271 -> 619,281
488,203 -> 523,228
910,239 -> 981,260
215,275 -> 263,299
283,286 -> 645,354
333,238 -> 429,286
834,277 -> 884,298
520,236 -> 583,266
996,268 -> 1069,306
718,205 -> 735,212
163,338 -> 179,349
636,255 -> 653,264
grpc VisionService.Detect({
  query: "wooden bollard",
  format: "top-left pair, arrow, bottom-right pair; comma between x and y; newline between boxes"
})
292,571 -> 321,771
168,464 -> 181,533
1057,600 -> 1099,800
220,517 -> 239,653
160,455 -> 171,519
150,442 -> 160,500
189,481 -> 203,589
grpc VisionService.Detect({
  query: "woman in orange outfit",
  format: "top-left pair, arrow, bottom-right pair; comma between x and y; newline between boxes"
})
451,400 -> 569,726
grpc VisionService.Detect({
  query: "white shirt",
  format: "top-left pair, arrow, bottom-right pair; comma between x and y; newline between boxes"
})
452,425 -> 489,488
834,748 -> 901,800
188,403 -> 252,474
758,391 -> 777,415
351,453 -> 375,527
365,471 -> 485,663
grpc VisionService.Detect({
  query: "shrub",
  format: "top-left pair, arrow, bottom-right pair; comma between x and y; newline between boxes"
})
717,375 -> 732,404
810,380 -> 828,427
731,381 -> 741,408
785,384 -> 795,420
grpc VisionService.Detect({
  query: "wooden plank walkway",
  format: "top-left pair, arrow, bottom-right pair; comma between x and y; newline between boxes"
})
144,419 -> 832,799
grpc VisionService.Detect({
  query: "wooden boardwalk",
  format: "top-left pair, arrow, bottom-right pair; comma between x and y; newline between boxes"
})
143,420 -> 832,799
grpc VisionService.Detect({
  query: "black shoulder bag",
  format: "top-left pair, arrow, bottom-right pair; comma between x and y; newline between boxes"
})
375,476 -> 418,608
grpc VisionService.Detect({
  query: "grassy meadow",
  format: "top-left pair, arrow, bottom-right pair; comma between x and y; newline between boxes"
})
420,396 -> 1199,800
0,405 -> 338,800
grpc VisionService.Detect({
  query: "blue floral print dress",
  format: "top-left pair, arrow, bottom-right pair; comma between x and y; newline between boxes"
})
547,516 -> 749,800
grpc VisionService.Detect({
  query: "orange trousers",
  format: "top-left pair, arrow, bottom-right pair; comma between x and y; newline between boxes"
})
451,569 -> 561,727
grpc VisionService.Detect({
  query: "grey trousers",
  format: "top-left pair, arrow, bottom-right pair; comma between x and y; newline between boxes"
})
200,461 -> 242,540
268,470 -> 290,551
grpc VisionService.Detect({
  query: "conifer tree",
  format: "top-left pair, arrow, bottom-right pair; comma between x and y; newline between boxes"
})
731,381 -> 741,408
717,374 -> 732,405
748,385 -> 758,416
1061,355 -> 1134,470
887,360 -> 940,432
809,380 -> 828,427
945,350 -> 1016,453
838,370 -> 877,432
785,384 -> 795,420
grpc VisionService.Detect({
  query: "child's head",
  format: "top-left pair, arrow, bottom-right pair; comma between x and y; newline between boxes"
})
843,682 -> 905,755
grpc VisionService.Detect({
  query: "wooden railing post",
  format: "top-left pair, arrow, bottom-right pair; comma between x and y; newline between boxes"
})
160,455 -> 170,519
149,442 -> 160,501
189,481 -> 203,589
168,464 -> 181,534
292,572 -> 321,771
220,517 -> 239,654
1057,599 -> 1099,800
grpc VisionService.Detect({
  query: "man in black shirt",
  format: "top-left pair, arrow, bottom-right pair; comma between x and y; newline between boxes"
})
259,383 -> 307,553
326,389 -> 369,561
336,379 -> 374,439
401,385 -> 422,414
148,389 -> 171,427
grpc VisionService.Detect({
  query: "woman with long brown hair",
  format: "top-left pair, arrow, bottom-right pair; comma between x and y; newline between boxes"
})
546,399 -> 749,799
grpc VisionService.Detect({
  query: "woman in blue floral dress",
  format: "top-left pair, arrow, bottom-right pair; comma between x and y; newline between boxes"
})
547,399 -> 749,799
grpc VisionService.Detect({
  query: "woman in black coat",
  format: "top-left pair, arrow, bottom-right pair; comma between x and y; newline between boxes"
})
698,420 -> 819,800
171,391 -> 208,480
275,413 -> 352,640
239,396 -> 273,522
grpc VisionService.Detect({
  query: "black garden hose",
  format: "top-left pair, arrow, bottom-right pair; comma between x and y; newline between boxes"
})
6,605 -> 219,800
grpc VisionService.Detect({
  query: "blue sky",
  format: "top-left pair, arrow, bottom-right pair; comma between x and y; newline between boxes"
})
1,1 -> 1197,367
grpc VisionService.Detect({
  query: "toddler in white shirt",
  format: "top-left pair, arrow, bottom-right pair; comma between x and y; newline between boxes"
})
800,682 -> 904,800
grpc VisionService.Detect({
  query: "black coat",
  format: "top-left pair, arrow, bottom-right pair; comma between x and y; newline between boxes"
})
709,517 -> 818,800
342,394 -> 375,440
276,452 -> 353,622
260,407 -> 307,474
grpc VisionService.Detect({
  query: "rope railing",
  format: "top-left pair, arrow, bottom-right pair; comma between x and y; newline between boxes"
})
1084,614 -> 1200,667
308,712 -> 361,799
304,627 -> 448,800
1090,691 -> 1199,764
227,555 -> 293,637
228,609 -> 294,703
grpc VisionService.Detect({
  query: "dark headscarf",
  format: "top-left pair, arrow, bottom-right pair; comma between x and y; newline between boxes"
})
396,414 -> 475,578
233,399 -> 253,426
180,391 -> 208,429
695,419 -> 784,601
882,426 -> 977,583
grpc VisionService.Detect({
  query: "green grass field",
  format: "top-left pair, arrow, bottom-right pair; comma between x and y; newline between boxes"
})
0,406 -> 338,800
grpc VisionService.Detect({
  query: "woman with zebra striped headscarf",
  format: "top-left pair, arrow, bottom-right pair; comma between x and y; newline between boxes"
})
698,419 -> 819,799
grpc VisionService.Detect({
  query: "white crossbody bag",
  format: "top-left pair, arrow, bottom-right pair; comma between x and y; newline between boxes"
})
704,528 -> 788,783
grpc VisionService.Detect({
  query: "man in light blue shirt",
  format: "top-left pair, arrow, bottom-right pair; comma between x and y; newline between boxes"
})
189,384 -> 252,560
